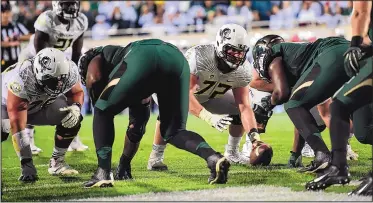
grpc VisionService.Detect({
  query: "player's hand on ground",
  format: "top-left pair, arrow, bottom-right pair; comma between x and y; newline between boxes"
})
19,159 -> 38,183
199,108 -> 232,132
60,104 -> 81,128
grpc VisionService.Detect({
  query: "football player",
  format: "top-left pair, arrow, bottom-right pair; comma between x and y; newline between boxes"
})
1,48 -> 84,182
78,39 -> 231,188
18,0 -> 89,154
251,34 -> 353,173
148,24 -> 272,170
306,0 -> 372,195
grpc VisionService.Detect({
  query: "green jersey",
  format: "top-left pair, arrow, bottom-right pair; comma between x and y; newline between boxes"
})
271,37 -> 349,86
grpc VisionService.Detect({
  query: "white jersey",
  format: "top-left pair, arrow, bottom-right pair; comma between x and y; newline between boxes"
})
185,44 -> 252,103
1,59 -> 80,114
19,10 -> 88,61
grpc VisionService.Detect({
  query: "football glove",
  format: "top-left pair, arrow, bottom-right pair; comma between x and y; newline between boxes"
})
344,36 -> 366,77
199,108 -> 233,132
260,95 -> 275,112
60,103 -> 81,128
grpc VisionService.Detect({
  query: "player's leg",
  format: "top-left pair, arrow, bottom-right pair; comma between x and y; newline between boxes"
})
85,46 -> 158,188
115,97 -> 151,180
306,57 -> 372,191
352,103 -> 373,145
27,96 -> 82,176
147,115 -> 168,171
156,43 -> 230,184
201,90 -> 248,165
285,45 -> 350,173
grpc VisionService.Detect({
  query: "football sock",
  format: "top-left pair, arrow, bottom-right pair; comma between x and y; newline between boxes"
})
52,147 -> 67,159
330,100 -> 349,168
168,130 -> 216,161
227,134 -> 241,147
121,135 -> 140,163
286,107 -> 330,154
25,125 -> 35,146
93,108 -> 115,170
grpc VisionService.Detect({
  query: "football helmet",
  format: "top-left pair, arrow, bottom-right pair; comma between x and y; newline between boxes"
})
252,34 -> 284,82
52,1 -> 80,20
215,24 -> 250,70
33,48 -> 70,96
77,46 -> 103,86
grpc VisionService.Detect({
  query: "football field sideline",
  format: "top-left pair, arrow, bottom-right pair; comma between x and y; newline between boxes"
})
72,185 -> 371,201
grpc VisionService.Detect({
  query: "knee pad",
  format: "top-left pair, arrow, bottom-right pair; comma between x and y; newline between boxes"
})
230,115 -> 242,125
55,121 -> 81,139
127,102 -> 151,143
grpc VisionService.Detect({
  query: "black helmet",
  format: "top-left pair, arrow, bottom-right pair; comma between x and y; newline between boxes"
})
77,46 -> 103,86
252,35 -> 284,81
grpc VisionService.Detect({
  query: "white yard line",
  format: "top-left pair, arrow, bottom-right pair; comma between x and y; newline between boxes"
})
71,185 -> 371,201
2,164 -> 49,170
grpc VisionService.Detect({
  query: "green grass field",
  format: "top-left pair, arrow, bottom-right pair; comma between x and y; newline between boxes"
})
1,114 -> 371,201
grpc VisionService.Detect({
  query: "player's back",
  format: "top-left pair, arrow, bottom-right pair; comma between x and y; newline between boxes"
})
186,44 -> 252,103
271,37 -> 349,83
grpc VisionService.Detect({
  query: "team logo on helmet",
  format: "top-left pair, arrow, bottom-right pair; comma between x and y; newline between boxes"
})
39,56 -> 52,72
220,28 -> 231,43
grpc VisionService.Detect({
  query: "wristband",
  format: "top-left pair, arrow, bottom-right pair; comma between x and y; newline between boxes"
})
351,36 -> 363,47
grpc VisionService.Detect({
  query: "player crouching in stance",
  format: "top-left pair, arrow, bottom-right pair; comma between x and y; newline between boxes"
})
78,39 -> 231,188
1,48 -> 83,182
306,0 -> 373,195
252,34 -> 353,173
147,24 -> 273,170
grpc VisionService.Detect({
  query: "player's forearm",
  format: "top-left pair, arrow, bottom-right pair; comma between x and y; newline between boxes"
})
249,80 -> 274,92
351,8 -> 371,38
239,105 -> 258,133
69,90 -> 84,106
19,34 -> 31,41
8,110 -> 27,135
71,52 -> 81,65
271,88 -> 289,106
189,92 -> 204,117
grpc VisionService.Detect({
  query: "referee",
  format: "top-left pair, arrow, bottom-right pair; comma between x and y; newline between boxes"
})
1,2 -> 30,72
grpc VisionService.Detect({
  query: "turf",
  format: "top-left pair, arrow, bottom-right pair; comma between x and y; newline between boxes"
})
1,114 -> 371,202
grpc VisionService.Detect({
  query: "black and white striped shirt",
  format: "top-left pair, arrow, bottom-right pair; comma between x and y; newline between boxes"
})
1,22 -> 29,62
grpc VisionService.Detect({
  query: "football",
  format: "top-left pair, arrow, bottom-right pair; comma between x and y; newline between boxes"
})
250,142 -> 273,166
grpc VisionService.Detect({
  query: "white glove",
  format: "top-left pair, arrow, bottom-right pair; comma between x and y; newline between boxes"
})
198,108 -> 233,132
59,104 -> 81,128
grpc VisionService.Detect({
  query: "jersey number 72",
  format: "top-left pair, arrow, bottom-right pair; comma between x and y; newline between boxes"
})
195,80 -> 232,99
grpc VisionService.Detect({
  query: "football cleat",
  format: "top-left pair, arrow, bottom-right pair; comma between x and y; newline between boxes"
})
346,144 -> 359,161
19,159 -> 38,183
298,151 -> 331,173
115,155 -> 133,180
147,150 -> 168,171
30,144 -> 43,155
241,140 -> 252,158
306,164 -> 350,191
207,153 -> 230,184
224,145 -> 250,165
48,157 -> 79,175
84,167 -> 114,188
68,136 -> 89,152
301,142 -> 315,158
348,172 -> 372,196
287,151 -> 303,168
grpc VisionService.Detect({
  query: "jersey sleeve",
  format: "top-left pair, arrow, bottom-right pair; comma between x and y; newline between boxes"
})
234,61 -> 252,88
7,76 -> 28,100
184,46 -> 197,75
64,61 -> 80,93
34,11 -> 53,34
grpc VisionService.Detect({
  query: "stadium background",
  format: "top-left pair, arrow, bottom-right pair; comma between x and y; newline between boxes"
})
9,0 -> 354,115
